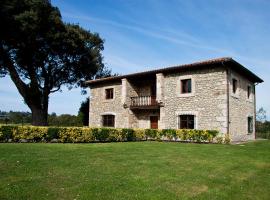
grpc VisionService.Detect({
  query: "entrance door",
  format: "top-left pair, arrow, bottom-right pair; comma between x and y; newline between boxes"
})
150,116 -> 158,129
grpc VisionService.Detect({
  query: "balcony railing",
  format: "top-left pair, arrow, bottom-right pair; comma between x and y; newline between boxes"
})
130,96 -> 159,109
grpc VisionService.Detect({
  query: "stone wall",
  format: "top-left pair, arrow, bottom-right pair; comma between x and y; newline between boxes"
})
133,110 -> 160,129
163,67 -> 228,134
89,66 -> 257,141
89,79 -> 155,129
228,70 -> 255,141
89,81 -> 130,128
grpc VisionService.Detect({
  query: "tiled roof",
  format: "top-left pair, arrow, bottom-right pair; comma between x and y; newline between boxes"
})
85,57 -> 263,85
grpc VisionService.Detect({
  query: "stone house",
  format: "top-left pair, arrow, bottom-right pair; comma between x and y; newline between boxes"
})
86,57 -> 263,141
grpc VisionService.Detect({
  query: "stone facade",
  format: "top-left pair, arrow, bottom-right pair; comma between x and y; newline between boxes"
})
89,62 -> 260,142
162,67 -> 228,134
89,82 -> 129,128
228,70 -> 256,141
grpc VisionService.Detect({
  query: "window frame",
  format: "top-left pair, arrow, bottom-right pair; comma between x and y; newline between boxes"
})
177,75 -> 195,97
105,88 -> 114,100
232,78 -> 238,94
247,85 -> 251,99
178,114 -> 195,129
181,79 -> 192,94
102,114 -> 115,127
247,116 -> 253,134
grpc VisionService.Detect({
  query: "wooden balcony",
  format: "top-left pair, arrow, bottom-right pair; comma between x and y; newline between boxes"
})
130,96 -> 160,109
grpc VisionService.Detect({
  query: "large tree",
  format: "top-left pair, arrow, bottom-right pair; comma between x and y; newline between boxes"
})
78,97 -> 89,126
0,0 -> 110,125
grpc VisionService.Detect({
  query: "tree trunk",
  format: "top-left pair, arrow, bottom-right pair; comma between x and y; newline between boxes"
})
31,107 -> 48,126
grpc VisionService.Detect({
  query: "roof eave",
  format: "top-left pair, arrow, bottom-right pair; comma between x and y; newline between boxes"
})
85,57 -> 264,86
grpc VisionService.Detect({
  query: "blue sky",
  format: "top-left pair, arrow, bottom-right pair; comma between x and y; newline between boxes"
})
0,0 -> 269,118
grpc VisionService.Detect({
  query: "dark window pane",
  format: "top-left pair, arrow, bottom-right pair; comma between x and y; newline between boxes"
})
248,117 -> 253,133
247,86 -> 251,98
102,115 -> 115,127
232,79 -> 237,93
181,79 -> 192,94
179,115 -> 194,129
187,79 -> 192,93
105,88 -> 114,99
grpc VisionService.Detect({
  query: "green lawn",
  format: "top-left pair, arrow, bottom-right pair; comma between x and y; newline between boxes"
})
0,141 -> 269,200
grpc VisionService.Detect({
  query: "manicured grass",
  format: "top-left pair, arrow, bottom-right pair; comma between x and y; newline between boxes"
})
0,141 -> 270,200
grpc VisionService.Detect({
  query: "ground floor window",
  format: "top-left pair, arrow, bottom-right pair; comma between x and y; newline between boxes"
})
178,115 -> 195,129
248,116 -> 253,134
102,115 -> 115,127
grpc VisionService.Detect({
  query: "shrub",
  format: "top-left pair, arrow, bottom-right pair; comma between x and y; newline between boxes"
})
208,130 -> 219,138
122,128 -> 135,141
91,128 -> 99,141
216,136 -> 223,144
224,134 -> 231,144
108,128 -> 122,142
134,129 -> 146,141
145,129 -> 158,139
176,129 -> 187,141
0,125 -> 221,144
96,128 -> 110,142
0,125 -> 14,141
59,127 -> 94,143
12,126 -> 48,142
47,127 -> 60,140
256,131 -> 270,139
162,129 -> 176,141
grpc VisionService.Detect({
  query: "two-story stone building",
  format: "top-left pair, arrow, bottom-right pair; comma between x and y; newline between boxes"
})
86,57 -> 263,141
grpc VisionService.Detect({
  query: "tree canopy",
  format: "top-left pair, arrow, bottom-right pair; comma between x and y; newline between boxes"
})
0,0 -> 110,125
78,97 -> 89,126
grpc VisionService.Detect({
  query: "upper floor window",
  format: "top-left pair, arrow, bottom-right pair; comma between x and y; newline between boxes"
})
181,79 -> 192,94
232,78 -> 238,94
105,88 -> 114,99
247,85 -> 251,98
247,116 -> 253,134
178,115 -> 195,129
102,115 -> 115,127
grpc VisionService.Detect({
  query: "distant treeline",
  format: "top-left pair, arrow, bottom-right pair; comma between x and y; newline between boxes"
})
0,98 -> 89,126
0,111 -> 86,127
256,121 -> 270,139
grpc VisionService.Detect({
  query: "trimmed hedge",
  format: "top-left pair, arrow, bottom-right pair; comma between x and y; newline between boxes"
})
0,125 -> 221,143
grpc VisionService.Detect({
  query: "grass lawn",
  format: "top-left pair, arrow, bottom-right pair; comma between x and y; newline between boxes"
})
0,141 -> 269,200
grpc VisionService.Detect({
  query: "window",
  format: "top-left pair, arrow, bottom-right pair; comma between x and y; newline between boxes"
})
105,88 -> 114,99
232,79 -> 238,94
248,116 -> 253,134
178,115 -> 195,129
247,86 -> 251,98
102,115 -> 115,127
181,79 -> 192,93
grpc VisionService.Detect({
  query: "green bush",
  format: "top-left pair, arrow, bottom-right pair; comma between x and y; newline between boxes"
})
122,128 -> 135,141
96,128 -> 110,142
162,129 -> 176,141
224,134 -> 231,144
216,136 -> 223,144
145,129 -> 158,139
176,129 -> 187,141
47,127 -> 60,140
108,128 -> 122,142
0,125 -> 221,143
59,127 -> 94,143
12,126 -> 48,142
257,131 -> 270,139
0,125 -> 14,141
134,129 -> 146,141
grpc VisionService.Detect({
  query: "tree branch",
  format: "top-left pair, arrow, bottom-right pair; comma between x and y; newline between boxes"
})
1,47 -> 29,99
